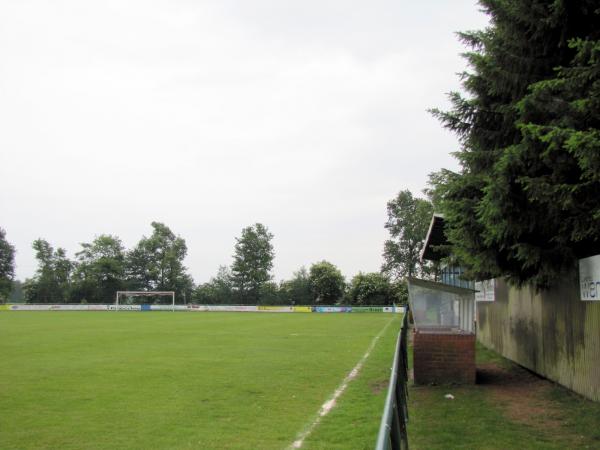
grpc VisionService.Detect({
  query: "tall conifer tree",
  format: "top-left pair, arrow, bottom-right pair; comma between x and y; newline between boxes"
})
431,0 -> 599,287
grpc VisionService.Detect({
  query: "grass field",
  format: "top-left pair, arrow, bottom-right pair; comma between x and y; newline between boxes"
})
0,312 -> 400,450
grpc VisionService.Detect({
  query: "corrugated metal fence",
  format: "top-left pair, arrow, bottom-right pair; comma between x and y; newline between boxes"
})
477,274 -> 600,402
375,312 -> 409,450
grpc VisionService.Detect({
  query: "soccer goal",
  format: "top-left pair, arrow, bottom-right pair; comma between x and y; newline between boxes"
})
115,291 -> 176,312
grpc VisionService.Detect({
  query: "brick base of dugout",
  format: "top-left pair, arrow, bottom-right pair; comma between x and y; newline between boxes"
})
413,330 -> 476,385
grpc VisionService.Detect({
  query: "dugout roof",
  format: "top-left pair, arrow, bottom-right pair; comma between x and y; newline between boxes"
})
420,213 -> 448,262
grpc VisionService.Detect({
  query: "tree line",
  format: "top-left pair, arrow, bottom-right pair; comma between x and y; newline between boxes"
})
1,211 -> 432,305
10,222 -> 193,305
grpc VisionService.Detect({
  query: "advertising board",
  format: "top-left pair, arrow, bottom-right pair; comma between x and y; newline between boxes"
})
475,279 -> 496,302
204,305 -> 258,312
314,306 -> 351,313
257,306 -> 293,312
580,255 -> 600,301
352,306 -> 384,313
2,303 -> 407,313
108,305 -> 142,311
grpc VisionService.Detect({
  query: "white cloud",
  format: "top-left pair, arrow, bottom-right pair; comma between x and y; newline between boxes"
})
0,0 -> 488,283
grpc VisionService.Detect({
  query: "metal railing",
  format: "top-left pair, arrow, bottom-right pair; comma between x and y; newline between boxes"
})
375,311 -> 409,450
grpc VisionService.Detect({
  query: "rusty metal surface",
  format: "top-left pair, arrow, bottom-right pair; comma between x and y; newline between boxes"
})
477,274 -> 600,402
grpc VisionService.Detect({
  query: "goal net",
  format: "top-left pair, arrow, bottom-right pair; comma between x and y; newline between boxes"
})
115,291 -> 176,311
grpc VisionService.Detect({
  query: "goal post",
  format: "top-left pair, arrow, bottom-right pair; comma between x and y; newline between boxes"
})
115,291 -> 176,312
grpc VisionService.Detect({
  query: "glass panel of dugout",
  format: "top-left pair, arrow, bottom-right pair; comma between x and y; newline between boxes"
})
407,277 -> 476,333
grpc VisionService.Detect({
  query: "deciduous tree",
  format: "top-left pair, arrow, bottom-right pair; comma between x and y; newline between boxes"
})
346,272 -> 394,305
382,190 -> 433,279
0,228 -> 15,302
193,266 -> 234,304
231,223 -> 274,304
280,267 -> 313,305
126,222 -> 193,300
8,280 -> 24,303
24,239 -> 72,303
71,235 -> 126,303
309,261 -> 345,304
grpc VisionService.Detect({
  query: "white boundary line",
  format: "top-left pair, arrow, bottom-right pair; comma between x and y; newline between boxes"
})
289,317 -> 396,449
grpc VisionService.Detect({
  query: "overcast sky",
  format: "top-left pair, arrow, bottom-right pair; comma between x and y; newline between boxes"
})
0,0 -> 489,284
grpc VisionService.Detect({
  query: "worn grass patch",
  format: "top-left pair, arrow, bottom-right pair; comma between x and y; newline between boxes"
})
408,342 -> 600,450
0,312 -> 400,450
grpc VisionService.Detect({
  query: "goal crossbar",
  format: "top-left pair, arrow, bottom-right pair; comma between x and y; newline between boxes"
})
115,291 -> 176,311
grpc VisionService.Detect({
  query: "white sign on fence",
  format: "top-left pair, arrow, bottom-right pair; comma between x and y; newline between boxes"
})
579,255 -> 600,301
9,304 -> 108,311
475,279 -> 495,302
107,304 -> 142,311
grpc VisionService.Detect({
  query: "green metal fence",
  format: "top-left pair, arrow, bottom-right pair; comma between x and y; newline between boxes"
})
375,311 -> 409,450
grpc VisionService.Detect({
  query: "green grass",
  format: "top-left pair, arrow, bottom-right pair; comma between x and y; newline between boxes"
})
545,385 -> 600,446
408,343 -> 600,450
302,319 -> 399,450
408,383 -> 554,449
0,312 -> 400,450
475,342 -> 511,367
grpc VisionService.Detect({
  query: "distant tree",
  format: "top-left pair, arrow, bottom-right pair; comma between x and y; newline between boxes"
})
382,190 -> 433,279
309,261 -> 345,304
391,279 -> 409,305
258,281 -> 282,305
346,272 -> 394,305
126,222 -> 193,301
430,1 -> 600,287
0,228 -> 16,302
192,266 -> 234,304
191,283 -> 214,304
71,235 -> 126,303
231,223 -> 274,304
126,243 -> 154,291
24,239 -> 73,303
8,280 -> 24,303
279,267 -> 313,305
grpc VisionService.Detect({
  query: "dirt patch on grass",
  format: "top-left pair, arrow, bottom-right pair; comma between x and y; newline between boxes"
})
369,379 -> 389,395
477,363 -> 565,432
